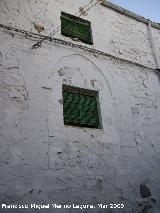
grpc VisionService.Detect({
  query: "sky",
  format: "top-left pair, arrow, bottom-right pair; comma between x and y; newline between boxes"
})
110,0 -> 160,23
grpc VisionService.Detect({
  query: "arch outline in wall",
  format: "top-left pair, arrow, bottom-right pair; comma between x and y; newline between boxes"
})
48,53 -> 112,96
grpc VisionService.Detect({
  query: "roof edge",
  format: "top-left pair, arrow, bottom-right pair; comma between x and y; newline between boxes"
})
101,0 -> 160,30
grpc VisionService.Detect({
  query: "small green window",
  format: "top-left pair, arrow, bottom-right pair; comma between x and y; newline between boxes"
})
63,85 -> 100,128
60,12 -> 93,45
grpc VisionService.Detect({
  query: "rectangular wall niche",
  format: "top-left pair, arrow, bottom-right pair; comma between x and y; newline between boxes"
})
61,12 -> 93,45
62,85 -> 101,128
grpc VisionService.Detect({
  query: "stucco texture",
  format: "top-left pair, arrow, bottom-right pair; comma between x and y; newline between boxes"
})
0,1 -> 160,213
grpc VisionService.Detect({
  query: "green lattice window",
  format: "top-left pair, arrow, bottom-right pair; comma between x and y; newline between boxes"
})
61,12 -> 93,45
63,85 -> 100,128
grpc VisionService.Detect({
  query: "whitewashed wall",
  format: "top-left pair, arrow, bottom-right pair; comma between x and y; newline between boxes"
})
0,1 -> 160,213
0,0 -> 158,68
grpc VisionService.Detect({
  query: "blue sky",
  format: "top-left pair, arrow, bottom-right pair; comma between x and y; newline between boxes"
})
111,0 -> 160,23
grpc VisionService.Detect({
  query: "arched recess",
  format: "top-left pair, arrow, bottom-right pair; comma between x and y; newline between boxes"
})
49,53 -> 112,96
48,53 -> 115,139
47,53 -> 119,181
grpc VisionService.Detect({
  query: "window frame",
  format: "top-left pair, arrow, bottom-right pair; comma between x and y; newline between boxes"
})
62,85 -> 102,129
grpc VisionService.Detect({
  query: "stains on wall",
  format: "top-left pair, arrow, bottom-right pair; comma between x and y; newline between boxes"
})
33,23 -> 45,33
90,79 -> 97,88
138,184 -> 157,212
140,184 -> 151,198
58,99 -> 63,105
57,68 -> 65,76
0,54 -> 28,109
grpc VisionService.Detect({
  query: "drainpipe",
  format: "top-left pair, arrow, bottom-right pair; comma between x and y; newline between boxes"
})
147,21 -> 160,71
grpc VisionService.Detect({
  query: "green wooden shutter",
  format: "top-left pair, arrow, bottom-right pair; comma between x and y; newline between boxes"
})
63,91 -> 80,125
63,86 -> 99,128
61,12 -> 93,45
79,95 -> 99,127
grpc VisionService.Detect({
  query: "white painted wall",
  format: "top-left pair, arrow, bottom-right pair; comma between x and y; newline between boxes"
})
0,0 -> 159,67
0,1 -> 160,212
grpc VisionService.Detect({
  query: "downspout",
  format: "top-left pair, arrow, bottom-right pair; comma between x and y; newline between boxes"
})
147,21 -> 160,71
